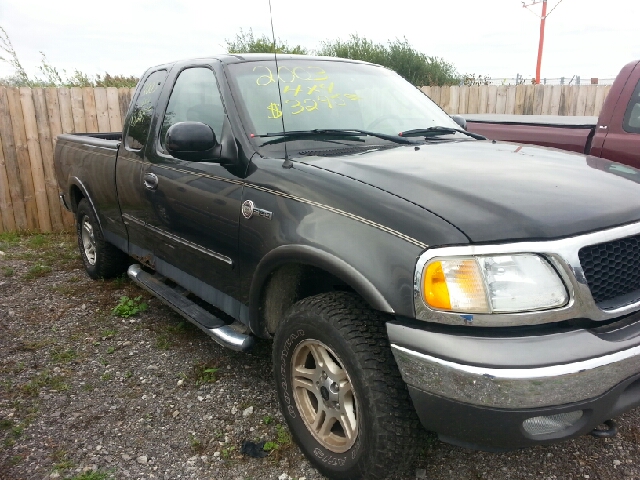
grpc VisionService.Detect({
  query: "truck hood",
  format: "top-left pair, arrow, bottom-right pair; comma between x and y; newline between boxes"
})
299,141 -> 640,243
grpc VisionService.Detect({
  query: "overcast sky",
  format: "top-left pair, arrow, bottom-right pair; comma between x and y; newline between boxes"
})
1,0 -> 638,82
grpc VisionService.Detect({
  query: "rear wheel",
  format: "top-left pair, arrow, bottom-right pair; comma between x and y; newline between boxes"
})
273,292 -> 420,479
76,199 -> 129,279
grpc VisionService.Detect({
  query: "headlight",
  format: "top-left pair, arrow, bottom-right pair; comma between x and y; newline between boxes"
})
422,254 -> 568,314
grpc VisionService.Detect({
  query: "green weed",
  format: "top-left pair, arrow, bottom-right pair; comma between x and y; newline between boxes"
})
50,348 -> 77,363
263,415 -> 274,425
111,296 -> 148,318
106,347 -> 115,354
24,264 -> 52,280
2,266 -> 13,277
64,470 -> 112,480
193,362 -> 219,386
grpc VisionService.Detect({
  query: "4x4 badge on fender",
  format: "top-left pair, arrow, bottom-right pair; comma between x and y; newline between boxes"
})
242,200 -> 272,220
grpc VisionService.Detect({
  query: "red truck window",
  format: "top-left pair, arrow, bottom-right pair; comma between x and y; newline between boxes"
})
125,70 -> 168,150
623,79 -> 640,134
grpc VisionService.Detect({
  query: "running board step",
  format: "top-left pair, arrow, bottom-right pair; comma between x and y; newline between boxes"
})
127,264 -> 254,352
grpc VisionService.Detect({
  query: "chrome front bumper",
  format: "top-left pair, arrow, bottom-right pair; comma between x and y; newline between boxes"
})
388,320 -> 640,409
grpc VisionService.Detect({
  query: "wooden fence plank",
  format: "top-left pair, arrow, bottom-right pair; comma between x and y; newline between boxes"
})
70,87 -> 87,133
575,86 -> 588,116
93,88 -> 111,132
57,88 -> 75,134
487,86 -> 498,114
467,86 -> 479,114
495,86 -> 507,114
594,86 -> 607,117
549,85 -> 562,115
430,86 -> 441,109
458,86 -> 469,114
420,86 -> 431,99
118,87 -> 132,122
584,85 -> 598,116
478,86 -> 489,114
0,135 -> 16,231
0,88 -> 27,230
20,87 -> 52,232
524,85 -> 535,115
82,87 -> 99,133
106,87 -> 123,131
447,86 -> 459,114
439,86 -> 450,114
559,86 -> 571,116
505,86 -> 517,114
533,84 -> 545,115
6,87 -> 39,230
33,88 -> 64,231
514,85 -> 526,115
46,88 -> 74,228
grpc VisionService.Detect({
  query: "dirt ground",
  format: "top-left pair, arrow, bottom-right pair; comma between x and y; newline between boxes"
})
1,231 -> 640,480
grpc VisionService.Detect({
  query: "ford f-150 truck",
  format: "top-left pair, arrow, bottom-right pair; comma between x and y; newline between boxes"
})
55,54 -> 640,480
465,60 -> 640,168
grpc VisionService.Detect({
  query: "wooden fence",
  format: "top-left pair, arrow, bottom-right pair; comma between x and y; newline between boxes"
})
422,84 -> 611,116
0,86 -> 135,234
0,84 -> 612,234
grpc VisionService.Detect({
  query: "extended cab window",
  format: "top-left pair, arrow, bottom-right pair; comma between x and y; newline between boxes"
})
160,67 -> 225,149
125,70 -> 167,150
623,79 -> 640,134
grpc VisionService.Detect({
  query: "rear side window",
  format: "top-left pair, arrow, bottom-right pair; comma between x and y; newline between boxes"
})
125,70 -> 168,150
623,79 -> 640,134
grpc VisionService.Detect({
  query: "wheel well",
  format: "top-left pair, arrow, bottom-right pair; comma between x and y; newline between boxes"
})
69,185 -> 84,213
260,264 -> 355,335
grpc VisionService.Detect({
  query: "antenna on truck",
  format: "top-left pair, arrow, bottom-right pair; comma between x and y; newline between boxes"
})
268,0 -> 293,169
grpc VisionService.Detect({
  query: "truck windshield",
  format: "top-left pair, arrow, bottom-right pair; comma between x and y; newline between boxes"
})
226,59 -> 459,141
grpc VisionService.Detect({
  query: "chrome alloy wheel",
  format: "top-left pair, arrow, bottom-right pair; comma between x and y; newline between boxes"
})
291,339 -> 358,453
81,215 -> 97,265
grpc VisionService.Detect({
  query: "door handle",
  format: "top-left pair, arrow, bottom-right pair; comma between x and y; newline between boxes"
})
143,173 -> 158,190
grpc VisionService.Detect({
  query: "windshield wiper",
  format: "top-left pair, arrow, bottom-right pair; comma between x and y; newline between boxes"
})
255,129 -> 417,146
399,126 -> 486,141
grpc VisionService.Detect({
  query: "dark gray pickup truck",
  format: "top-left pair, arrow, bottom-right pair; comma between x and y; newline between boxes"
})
55,54 -> 640,480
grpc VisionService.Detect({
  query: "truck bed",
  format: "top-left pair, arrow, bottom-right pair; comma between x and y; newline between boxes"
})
464,115 -> 596,154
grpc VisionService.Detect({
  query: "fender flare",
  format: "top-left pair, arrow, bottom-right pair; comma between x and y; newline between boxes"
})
248,244 -> 394,337
68,176 -> 102,231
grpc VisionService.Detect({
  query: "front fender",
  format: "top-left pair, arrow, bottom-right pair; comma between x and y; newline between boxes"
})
249,244 -> 394,337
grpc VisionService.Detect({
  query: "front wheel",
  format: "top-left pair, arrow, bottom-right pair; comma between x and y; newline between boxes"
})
76,199 -> 129,279
272,292 -> 420,479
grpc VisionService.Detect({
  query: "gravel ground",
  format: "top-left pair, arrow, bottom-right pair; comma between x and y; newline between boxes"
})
1,232 -> 640,480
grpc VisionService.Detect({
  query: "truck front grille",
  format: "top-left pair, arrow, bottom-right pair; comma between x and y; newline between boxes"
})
579,234 -> 640,305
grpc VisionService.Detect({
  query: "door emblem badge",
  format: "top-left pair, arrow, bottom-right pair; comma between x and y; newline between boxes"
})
242,200 -> 272,220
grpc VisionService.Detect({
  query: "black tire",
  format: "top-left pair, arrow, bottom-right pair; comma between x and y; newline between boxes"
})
76,199 -> 129,279
272,292 -> 420,480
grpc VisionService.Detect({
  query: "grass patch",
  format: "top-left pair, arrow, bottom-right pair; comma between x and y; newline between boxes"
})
27,234 -> 48,248
65,470 -> 112,480
2,266 -> 14,277
0,419 -> 13,430
111,296 -> 147,318
24,263 -> 52,280
0,231 -> 20,249
50,347 -> 77,363
20,370 -> 68,396
155,334 -> 171,350
191,361 -> 219,386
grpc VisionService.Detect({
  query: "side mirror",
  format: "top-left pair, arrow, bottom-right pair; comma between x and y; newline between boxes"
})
451,115 -> 467,131
165,122 -> 218,161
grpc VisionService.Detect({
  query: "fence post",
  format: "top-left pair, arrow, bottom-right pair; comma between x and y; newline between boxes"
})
576,76 -> 581,86
560,77 -> 564,85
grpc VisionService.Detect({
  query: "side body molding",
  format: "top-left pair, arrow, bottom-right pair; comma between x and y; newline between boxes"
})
249,244 -> 394,337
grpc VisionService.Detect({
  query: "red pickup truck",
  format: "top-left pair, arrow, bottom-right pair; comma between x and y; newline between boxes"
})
465,60 -> 640,168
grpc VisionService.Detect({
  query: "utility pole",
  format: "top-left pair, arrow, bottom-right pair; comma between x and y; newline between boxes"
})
522,0 -> 564,84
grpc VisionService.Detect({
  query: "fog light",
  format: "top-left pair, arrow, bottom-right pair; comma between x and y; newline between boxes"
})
522,411 -> 583,436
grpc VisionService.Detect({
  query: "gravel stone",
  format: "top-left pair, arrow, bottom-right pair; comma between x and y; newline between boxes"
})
2,233 -> 640,480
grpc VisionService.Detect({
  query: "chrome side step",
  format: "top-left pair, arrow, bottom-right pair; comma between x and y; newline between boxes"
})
127,264 -> 254,352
